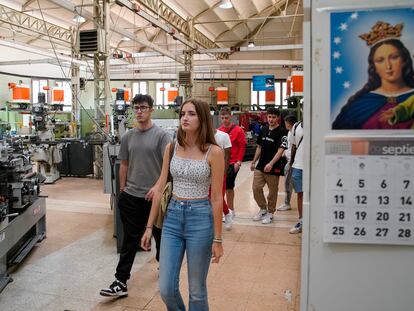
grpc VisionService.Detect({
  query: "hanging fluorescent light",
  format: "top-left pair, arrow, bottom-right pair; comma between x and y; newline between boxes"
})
219,0 -> 233,9
121,37 -> 131,41
248,41 -> 255,48
73,15 -> 86,23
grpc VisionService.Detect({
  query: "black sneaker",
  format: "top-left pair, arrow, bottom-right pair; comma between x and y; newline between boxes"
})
99,280 -> 128,297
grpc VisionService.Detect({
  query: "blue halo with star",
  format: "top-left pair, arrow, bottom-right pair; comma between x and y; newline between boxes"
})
330,7 -> 414,124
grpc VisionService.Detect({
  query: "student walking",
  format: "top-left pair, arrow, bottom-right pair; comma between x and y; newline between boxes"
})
277,114 -> 297,212
142,99 -> 224,311
100,94 -> 170,297
218,107 -> 246,218
251,108 -> 288,224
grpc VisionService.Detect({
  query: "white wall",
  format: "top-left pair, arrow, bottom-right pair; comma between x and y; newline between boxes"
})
303,1 -> 414,311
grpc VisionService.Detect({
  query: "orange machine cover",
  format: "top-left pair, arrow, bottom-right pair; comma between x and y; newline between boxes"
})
53,89 -> 64,102
168,89 -> 178,102
12,87 -> 30,101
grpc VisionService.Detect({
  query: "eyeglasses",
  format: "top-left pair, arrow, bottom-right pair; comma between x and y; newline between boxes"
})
133,105 -> 150,112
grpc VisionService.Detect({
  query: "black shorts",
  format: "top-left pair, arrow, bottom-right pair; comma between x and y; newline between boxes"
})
226,164 -> 239,190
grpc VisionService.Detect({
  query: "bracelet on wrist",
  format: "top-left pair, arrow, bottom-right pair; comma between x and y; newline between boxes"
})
213,238 -> 222,243
146,226 -> 153,229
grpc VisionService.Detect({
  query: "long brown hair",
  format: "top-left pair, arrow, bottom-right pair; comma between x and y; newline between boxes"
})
346,39 -> 414,106
176,99 -> 217,152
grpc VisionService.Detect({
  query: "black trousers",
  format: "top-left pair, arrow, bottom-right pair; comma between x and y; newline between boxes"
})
115,191 -> 162,283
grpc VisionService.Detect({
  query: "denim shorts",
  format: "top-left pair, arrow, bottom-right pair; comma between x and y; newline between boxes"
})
291,167 -> 303,193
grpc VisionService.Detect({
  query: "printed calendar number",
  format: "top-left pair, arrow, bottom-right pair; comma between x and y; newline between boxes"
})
398,229 -> 411,238
375,228 -> 389,237
377,196 -> 390,206
400,196 -> 412,206
399,212 -> 411,222
403,180 -> 410,190
333,210 -> 345,220
355,211 -> 367,221
376,212 -> 389,221
332,226 -> 345,236
334,194 -> 344,204
356,195 -> 367,205
353,227 -> 366,236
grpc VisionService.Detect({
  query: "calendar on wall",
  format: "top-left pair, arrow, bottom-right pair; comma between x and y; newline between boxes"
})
324,138 -> 414,245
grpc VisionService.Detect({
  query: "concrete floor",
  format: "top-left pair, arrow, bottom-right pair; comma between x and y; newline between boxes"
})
0,163 -> 302,311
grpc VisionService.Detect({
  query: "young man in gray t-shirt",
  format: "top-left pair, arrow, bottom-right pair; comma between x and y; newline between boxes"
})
100,94 -> 170,297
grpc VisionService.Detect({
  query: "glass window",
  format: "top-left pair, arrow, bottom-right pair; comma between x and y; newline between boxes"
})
132,81 -> 148,96
62,81 -> 72,112
139,81 -> 147,95
282,81 -> 287,108
251,83 -> 257,106
156,82 -> 163,106
250,82 -> 266,108
275,82 -> 281,107
156,82 -> 172,106
163,82 -> 171,106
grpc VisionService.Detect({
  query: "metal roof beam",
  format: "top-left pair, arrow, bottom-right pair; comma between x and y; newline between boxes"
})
194,14 -> 304,25
199,44 -> 303,54
0,3 -> 72,42
135,0 -> 227,57
115,0 -> 196,49
46,0 -> 185,64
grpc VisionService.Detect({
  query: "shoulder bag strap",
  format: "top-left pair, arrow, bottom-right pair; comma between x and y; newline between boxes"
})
167,141 -> 175,182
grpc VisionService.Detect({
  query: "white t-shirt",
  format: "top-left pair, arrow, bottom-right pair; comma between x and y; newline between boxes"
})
284,130 -> 293,162
215,130 -> 232,149
289,122 -> 304,170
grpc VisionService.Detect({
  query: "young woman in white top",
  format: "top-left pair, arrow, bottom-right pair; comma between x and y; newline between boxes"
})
141,99 -> 224,311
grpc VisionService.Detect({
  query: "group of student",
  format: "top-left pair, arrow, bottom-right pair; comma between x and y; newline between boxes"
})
99,94 -> 303,311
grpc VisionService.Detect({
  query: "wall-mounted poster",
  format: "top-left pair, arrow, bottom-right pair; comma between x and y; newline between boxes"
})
252,75 -> 275,91
330,8 -> 414,130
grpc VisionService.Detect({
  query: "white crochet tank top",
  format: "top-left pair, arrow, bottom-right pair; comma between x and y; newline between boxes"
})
170,142 -> 212,198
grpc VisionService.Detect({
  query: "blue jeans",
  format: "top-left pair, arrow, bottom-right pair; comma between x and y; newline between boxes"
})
159,198 -> 213,311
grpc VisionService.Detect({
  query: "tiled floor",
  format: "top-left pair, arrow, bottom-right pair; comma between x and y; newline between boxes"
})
0,163 -> 301,311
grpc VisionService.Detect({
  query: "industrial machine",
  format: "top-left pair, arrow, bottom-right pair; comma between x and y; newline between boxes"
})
31,90 -> 63,184
7,81 -> 30,110
111,88 -> 130,139
0,138 -> 46,293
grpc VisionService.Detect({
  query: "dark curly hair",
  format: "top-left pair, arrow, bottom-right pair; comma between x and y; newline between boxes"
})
132,94 -> 154,107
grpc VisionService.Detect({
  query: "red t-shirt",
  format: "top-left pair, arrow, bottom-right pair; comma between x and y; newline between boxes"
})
218,123 -> 247,164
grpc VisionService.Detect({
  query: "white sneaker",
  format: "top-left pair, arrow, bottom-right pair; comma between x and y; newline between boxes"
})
277,204 -> 292,211
261,213 -> 273,224
289,220 -> 302,234
224,213 -> 232,230
222,214 -> 225,223
231,210 -> 235,220
252,209 -> 267,221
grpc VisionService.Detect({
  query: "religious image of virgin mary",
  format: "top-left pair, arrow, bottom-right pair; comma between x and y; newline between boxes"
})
332,21 -> 414,129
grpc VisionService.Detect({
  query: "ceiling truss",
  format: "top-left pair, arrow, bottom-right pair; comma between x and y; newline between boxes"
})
0,4 -> 72,42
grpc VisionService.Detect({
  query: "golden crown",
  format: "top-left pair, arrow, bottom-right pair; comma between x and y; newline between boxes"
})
359,21 -> 403,46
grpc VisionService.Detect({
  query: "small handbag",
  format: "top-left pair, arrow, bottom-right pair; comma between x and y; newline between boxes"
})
155,142 -> 175,229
